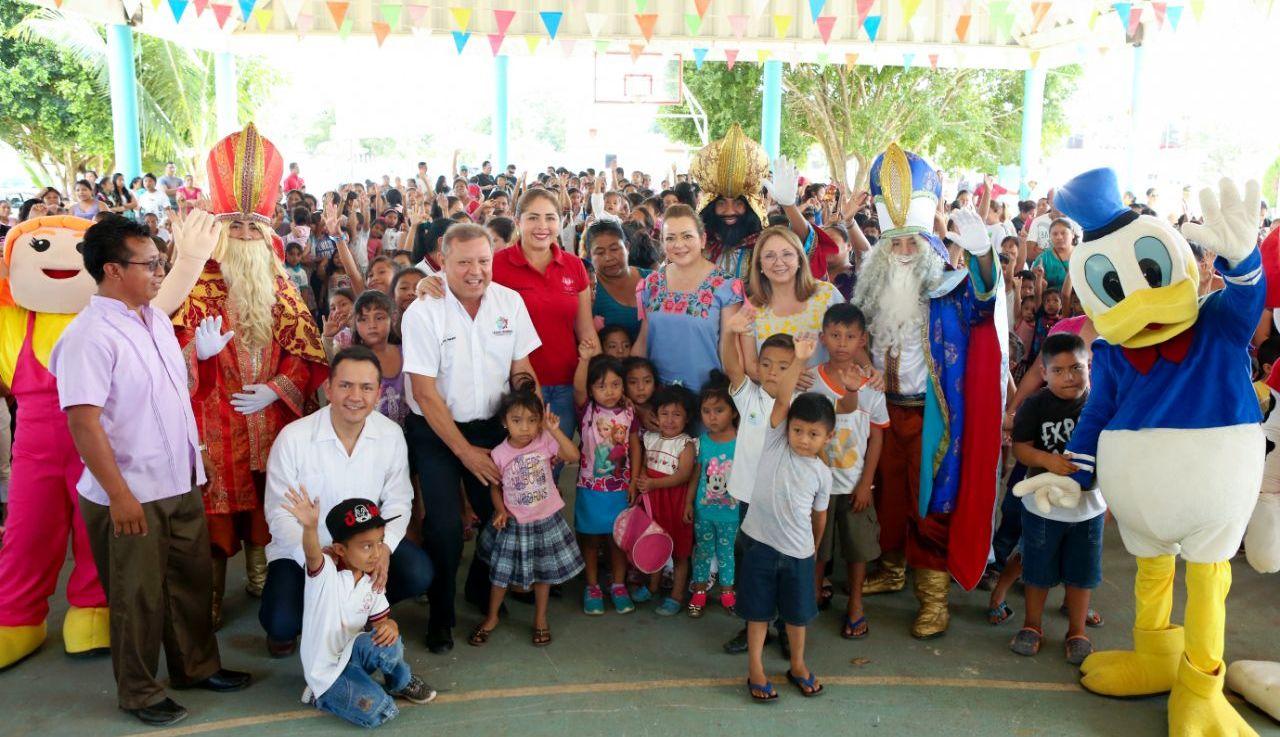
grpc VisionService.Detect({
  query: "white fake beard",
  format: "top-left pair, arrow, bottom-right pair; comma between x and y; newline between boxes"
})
870,261 -> 927,350
215,230 -> 278,351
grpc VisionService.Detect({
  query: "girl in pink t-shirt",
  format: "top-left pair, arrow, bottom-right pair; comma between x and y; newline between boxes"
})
470,376 -> 585,648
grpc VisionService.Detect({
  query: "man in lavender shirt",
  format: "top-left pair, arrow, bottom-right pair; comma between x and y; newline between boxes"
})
50,216 -> 250,727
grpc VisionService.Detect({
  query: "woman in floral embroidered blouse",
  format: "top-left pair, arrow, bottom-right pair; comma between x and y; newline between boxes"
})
632,205 -> 743,392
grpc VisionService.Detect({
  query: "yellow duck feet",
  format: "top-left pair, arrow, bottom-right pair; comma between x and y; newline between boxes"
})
1080,626 -> 1183,697
0,622 -> 47,669
63,606 -> 110,657
1169,656 -> 1258,737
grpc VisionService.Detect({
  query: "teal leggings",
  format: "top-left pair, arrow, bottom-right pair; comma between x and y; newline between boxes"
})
692,518 -> 737,586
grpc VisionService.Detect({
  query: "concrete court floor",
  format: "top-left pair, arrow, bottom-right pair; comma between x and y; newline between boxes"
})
2,514 -> 1278,737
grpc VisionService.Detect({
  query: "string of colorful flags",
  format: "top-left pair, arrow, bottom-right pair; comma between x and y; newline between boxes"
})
127,0 -> 1207,69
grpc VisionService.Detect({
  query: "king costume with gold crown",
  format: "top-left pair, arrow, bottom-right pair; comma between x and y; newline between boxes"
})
851,144 -> 1005,638
1016,168 -> 1265,736
0,212 -> 217,669
175,123 -> 327,628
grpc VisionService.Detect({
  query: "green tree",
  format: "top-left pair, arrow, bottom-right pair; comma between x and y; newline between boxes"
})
658,62 -> 809,163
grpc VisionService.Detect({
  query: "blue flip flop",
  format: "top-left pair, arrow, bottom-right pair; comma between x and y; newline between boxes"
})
786,669 -> 824,697
841,615 -> 869,640
747,679 -> 778,702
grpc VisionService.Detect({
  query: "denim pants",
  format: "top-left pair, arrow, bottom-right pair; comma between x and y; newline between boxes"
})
541,384 -> 577,480
991,464 -> 1028,570
315,633 -> 411,728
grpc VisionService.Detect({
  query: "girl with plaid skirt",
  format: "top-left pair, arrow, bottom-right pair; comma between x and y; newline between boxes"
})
469,376 -> 585,648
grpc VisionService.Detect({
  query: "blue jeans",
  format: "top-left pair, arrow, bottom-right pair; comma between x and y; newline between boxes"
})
542,384 -> 577,479
991,464 -> 1028,570
315,633 -> 411,728
1019,509 -> 1105,590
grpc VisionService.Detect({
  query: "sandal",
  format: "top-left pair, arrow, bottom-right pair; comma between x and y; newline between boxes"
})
687,591 -> 707,618
785,669 -> 824,697
1009,626 -> 1043,657
531,627 -> 552,647
1059,604 -> 1104,627
747,679 -> 778,702
841,615 -> 869,640
1064,635 -> 1093,665
818,581 -> 834,611
987,601 -> 1014,626
467,623 -> 494,647
719,590 -> 737,614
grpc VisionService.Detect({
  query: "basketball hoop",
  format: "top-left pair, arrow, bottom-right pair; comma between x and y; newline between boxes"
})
593,52 -> 683,106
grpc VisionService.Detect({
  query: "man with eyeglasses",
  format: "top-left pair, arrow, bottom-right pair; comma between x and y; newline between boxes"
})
51,215 -> 251,727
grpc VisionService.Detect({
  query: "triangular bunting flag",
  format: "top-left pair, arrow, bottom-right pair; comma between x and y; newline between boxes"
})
725,48 -> 739,69
816,15 -> 835,43
326,1 -> 348,27
193,0 -> 208,15
1088,8 -> 1099,29
452,30 -> 471,52
282,0 -> 303,25
955,12 -> 971,40
855,0 -> 874,25
902,52 -> 915,69
757,49 -> 772,64
1188,0 -> 1204,21
525,35 -> 541,54
1151,2 -> 1166,28
494,9 -> 515,35
211,3 -> 233,27
635,0 -> 648,13
772,14 -> 791,37
1166,4 -> 1183,29
255,6 -> 272,30
694,0 -> 712,18
488,33 -> 505,55
863,14 -> 881,41
1029,50 -> 1041,66
629,43 -> 645,62
561,39 -> 576,56
844,51 -> 858,70
807,0 -> 824,22
635,13 -> 658,42
585,12 -> 607,36
595,39 -> 610,52
1111,2 -> 1130,32
752,0 -> 769,19
728,14 -> 748,38
816,52 -> 829,66
1030,1 -> 1051,32
692,47 -> 708,68
1127,6 -> 1142,35
540,11 -> 563,39
901,0 -> 922,26
338,16 -> 353,38
381,4 -> 401,27
373,20 -> 391,45
168,0 -> 189,21
685,13 -> 703,35
990,1 -> 1016,39
296,11 -> 314,36
237,0 -> 253,21
450,7 -> 472,30
149,0 -> 161,11
928,53 -> 938,70
407,4 -> 428,25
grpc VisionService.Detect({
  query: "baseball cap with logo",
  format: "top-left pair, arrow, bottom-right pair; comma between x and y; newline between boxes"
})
325,498 -> 400,544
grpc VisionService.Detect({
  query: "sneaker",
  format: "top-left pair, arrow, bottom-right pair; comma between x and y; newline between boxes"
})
719,591 -> 737,614
610,584 -> 635,614
390,675 -> 437,704
300,686 -> 314,705
655,597 -> 682,616
631,585 -> 654,604
583,585 -> 605,616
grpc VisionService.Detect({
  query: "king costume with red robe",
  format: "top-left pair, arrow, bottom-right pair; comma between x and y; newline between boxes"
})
173,124 -> 327,623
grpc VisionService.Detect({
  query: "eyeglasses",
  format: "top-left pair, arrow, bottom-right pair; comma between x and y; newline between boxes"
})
761,250 -> 799,263
121,257 -> 166,272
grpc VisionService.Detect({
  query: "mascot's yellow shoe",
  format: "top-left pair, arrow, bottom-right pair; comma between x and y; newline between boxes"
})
1169,656 -> 1258,737
63,606 -> 110,657
0,622 -> 47,669
1080,626 -> 1183,696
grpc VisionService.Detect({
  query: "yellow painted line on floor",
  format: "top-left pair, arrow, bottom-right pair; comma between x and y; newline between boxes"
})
135,674 -> 1083,736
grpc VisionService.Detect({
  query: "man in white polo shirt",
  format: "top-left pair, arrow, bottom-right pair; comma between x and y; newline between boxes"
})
402,222 -> 540,654
258,346 -> 430,657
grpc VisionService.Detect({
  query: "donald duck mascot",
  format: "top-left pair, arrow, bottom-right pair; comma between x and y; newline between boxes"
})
1016,168 -> 1265,736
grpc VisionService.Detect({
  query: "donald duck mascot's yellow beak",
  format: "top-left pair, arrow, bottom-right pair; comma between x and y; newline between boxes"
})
1014,168 -> 1266,737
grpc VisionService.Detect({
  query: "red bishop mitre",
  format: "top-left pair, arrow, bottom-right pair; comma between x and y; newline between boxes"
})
206,122 -> 283,226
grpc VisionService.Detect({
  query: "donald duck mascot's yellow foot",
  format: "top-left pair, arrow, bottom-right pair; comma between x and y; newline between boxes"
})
1015,169 -> 1265,737
0,622 -> 46,669
62,606 -> 110,657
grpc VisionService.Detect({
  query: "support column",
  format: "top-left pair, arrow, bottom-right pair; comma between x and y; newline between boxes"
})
760,59 -> 782,160
105,24 -> 141,182
1126,44 -> 1145,196
215,51 -> 238,137
494,55 -> 509,171
1018,65 -> 1046,200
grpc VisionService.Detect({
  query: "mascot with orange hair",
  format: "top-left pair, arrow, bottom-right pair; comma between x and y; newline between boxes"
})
172,123 -> 327,629
0,211 -> 218,668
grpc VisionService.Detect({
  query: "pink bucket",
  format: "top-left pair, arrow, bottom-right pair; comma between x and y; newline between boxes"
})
612,495 -> 673,574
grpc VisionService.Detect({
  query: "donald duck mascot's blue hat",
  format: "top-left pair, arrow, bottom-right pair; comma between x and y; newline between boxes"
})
869,143 -> 950,263
1054,167 -> 1138,242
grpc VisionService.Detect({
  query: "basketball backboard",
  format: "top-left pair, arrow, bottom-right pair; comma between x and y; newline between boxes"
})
593,52 -> 684,106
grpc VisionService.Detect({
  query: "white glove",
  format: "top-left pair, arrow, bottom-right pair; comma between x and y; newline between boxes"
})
952,208 -> 992,256
170,208 -> 220,264
1013,473 -> 1082,516
1181,178 -> 1261,264
230,383 -> 279,415
193,315 -> 235,361
763,156 -> 800,207
1244,491 -> 1280,574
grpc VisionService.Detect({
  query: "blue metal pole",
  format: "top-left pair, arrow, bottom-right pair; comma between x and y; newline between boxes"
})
214,51 -> 238,137
760,59 -> 782,159
1018,65 -> 1046,200
105,24 -> 141,181
494,55 -> 509,172
1126,44 -> 1145,196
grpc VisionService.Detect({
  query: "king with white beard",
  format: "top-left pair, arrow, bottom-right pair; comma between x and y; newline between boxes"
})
852,144 -> 1006,639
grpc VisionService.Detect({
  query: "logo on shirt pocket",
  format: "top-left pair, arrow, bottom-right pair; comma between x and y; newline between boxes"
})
494,316 -> 512,336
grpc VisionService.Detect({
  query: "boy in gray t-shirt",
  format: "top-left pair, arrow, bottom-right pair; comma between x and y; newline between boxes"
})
736,334 -> 834,702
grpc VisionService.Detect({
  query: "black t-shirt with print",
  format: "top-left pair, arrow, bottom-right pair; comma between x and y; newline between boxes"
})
1011,387 -> 1087,475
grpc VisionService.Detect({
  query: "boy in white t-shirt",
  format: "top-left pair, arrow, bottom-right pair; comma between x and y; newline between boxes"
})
811,303 -> 889,641
283,493 -> 436,728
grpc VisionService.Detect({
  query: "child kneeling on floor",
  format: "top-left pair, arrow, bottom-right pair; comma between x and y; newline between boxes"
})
736,334 -> 833,701
1007,333 -> 1107,665
285,493 -> 436,727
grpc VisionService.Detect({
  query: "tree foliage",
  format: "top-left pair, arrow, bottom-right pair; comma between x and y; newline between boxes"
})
663,61 -> 1079,187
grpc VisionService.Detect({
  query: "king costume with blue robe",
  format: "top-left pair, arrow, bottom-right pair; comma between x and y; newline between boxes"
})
857,145 -> 1005,639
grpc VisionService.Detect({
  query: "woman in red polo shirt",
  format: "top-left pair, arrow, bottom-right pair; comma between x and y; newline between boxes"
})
493,189 -> 596,446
